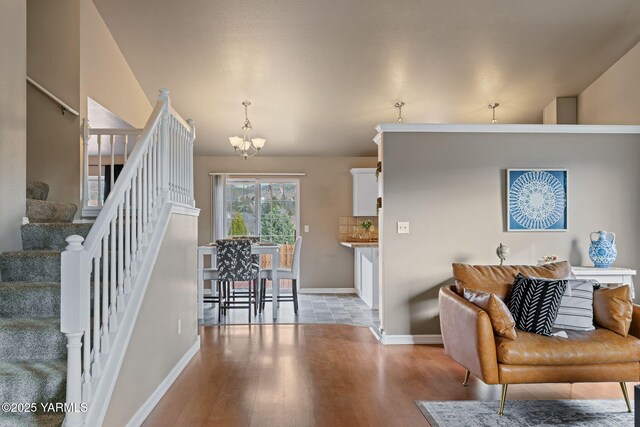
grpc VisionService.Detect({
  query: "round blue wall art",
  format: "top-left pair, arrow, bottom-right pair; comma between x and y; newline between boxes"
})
507,169 -> 567,231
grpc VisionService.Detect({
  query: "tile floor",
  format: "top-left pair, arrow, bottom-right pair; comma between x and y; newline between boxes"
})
202,292 -> 380,330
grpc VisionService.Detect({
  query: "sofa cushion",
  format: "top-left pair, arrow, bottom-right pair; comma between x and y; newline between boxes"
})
594,286 -> 633,337
496,328 -> 640,365
452,261 -> 572,300
508,274 -> 567,336
463,288 -> 517,340
553,279 -> 597,331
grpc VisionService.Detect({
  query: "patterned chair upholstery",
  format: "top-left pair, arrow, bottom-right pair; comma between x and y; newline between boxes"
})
230,236 -> 260,269
216,239 -> 259,281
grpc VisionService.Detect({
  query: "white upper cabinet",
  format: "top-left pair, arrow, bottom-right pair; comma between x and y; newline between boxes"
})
351,168 -> 377,216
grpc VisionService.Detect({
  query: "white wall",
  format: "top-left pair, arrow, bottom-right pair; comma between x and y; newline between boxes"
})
0,1 -> 26,252
103,211 -> 199,426
380,131 -> 640,336
579,40 -> 640,124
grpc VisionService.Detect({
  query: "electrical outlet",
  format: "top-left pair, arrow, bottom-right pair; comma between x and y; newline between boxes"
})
397,222 -> 410,234
177,318 -> 182,335
304,225 -> 310,233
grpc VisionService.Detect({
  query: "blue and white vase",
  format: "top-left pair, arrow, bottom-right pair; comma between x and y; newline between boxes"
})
588,231 -> 617,268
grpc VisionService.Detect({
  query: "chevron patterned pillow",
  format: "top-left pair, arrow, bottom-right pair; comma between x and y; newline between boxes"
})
508,273 -> 568,336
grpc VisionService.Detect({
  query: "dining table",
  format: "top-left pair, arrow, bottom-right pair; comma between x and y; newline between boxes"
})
197,243 -> 281,320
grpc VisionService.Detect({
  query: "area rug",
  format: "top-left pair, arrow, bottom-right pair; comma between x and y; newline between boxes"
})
415,399 -> 633,426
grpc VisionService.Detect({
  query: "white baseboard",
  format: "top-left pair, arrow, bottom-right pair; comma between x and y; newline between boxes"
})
126,337 -> 201,427
368,327 -> 382,341
299,288 -> 357,294
380,334 -> 443,345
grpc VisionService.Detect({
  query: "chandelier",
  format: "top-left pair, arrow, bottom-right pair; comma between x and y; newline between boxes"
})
229,101 -> 265,159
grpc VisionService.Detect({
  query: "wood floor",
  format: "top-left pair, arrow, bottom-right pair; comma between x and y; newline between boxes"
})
143,324 -> 637,427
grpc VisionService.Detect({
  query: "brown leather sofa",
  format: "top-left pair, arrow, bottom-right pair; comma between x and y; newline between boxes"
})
439,262 -> 640,415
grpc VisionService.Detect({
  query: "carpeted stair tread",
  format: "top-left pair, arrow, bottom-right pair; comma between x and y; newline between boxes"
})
0,182 -> 74,421
0,359 -> 65,407
26,199 -> 76,224
0,411 -> 64,427
22,223 -> 92,251
0,318 -> 65,361
0,251 -> 61,282
26,181 -> 49,202
0,283 -> 59,318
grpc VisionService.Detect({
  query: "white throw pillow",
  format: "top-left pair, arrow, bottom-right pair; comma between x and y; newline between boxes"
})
552,279 -> 597,331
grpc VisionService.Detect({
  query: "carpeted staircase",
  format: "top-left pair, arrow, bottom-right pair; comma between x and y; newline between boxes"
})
0,182 -> 92,427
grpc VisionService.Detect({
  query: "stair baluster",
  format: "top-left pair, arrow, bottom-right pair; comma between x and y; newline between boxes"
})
92,255 -> 101,378
124,187 -> 132,295
61,89 -> 194,426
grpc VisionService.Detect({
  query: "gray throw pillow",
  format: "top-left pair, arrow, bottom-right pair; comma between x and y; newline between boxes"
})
553,279 -> 597,331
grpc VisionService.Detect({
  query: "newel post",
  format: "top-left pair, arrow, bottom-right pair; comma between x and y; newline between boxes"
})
187,119 -> 195,207
158,88 -> 170,201
61,235 -> 89,427
81,119 -> 90,213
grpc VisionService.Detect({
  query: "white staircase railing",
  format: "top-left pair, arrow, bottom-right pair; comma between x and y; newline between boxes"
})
60,89 -> 194,427
81,122 -> 142,217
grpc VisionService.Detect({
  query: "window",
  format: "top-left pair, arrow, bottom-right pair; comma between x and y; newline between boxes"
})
224,178 -> 299,244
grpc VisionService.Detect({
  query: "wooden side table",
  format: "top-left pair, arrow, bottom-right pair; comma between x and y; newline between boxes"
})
571,266 -> 636,299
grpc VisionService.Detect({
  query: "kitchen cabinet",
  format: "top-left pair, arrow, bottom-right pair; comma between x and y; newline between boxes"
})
354,246 -> 379,309
351,168 -> 377,216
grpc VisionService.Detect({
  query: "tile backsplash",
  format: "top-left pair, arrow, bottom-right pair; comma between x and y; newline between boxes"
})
339,216 -> 379,242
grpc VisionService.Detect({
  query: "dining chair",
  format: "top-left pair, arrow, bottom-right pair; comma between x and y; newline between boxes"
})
202,266 -> 223,321
229,236 -> 260,299
259,236 -> 302,314
217,238 -> 260,322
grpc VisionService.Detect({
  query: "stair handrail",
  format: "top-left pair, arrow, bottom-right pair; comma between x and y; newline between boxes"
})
27,75 -> 80,117
60,89 -> 194,427
80,121 -> 143,217
81,101 -> 164,256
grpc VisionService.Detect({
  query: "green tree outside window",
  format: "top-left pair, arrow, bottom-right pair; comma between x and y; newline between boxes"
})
260,205 -> 295,244
229,212 -> 249,236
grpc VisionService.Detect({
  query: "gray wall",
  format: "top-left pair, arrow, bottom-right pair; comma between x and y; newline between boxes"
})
381,132 -> 640,336
194,156 -> 377,289
27,0 -> 80,206
79,0 -> 152,128
104,211 -> 199,426
0,1 -> 26,252
26,0 -> 152,212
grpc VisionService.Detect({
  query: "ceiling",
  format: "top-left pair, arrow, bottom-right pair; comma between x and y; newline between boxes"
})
93,0 -> 640,156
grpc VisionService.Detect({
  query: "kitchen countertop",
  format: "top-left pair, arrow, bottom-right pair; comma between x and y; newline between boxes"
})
339,241 -> 379,248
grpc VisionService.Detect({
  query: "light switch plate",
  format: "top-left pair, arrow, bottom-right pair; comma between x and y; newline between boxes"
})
397,222 -> 410,234
304,225 -> 310,233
